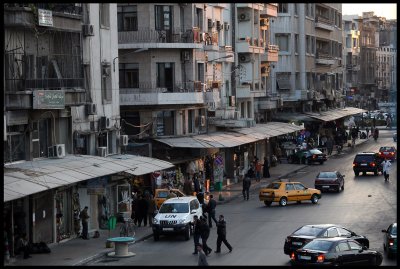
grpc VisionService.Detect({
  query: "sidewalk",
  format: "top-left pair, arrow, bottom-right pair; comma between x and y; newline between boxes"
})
5,137 -> 369,266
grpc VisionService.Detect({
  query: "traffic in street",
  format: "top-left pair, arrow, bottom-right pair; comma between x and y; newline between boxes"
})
88,129 -> 397,266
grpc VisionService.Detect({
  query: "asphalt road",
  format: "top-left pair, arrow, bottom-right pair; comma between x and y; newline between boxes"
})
88,129 -> 397,266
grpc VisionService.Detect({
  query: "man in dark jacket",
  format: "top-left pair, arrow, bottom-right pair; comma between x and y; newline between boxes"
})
207,195 -> 217,228
199,216 -> 212,255
191,215 -> 202,254
214,215 -> 232,253
242,174 -> 251,200
136,195 -> 148,227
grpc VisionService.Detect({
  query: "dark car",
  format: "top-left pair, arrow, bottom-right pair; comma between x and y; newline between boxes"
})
382,222 -> 397,258
288,148 -> 327,165
284,224 -> 369,256
378,146 -> 397,161
315,171 -> 345,193
352,152 -> 383,176
290,237 -> 383,266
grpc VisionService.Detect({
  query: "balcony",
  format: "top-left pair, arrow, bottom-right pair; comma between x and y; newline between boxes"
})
236,84 -> 251,99
236,37 -> 265,54
118,27 -> 204,50
260,3 -> 278,18
261,44 -> 279,62
316,51 -> 335,65
119,81 -> 208,106
236,3 -> 265,10
204,32 -> 220,51
315,16 -> 335,31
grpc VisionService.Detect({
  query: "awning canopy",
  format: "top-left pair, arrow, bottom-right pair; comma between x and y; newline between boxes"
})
304,107 -> 367,122
155,122 -> 304,149
271,113 -> 315,122
4,154 -> 174,202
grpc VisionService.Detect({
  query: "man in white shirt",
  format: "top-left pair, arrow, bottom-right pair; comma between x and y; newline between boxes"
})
382,158 -> 392,181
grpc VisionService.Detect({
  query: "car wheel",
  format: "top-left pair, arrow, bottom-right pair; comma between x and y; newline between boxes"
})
264,201 -> 272,206
279,197 -> 287,206
184,226 -> 191,241
363,172 -> 366,176
153,232 -> 160,241
388,252 -> 393,259
336,185 -> 341,193
311,194 -> 319,204
341,183 -> 344,191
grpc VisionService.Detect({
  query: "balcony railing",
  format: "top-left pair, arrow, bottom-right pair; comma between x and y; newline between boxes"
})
4,3 -> 83,16
315,16 -> 333,25
119,81 -> 209,94
119,27 -> 199,44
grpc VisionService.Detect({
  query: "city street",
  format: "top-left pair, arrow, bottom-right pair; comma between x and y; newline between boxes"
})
88,129 -> 397,266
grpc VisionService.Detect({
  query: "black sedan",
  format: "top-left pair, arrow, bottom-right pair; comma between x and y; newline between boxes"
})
288,148 -> 327,165
290,237 -> 383,266
314,171 -> 345,193
382,222 -> 397,258
284,224 -> 369,256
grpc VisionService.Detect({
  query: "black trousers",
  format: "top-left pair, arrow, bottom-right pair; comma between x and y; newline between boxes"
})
193,233 -> 200,253
242,187 -> 250,200
216,234 -> 232,251
384,171 -> 389,180
201,235 -> 212,253
208,210 -> 217,227
82,221 -> 89,239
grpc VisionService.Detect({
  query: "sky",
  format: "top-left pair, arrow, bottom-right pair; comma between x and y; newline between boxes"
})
342,3 -> 397,19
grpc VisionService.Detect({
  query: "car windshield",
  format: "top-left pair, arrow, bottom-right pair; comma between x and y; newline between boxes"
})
354,155 -> 374,162
266,183 -> 281,189
391,225 -> 397,236
293,226 -> 324,236
159,203 -> 189,213
317,172 -> 336,179
303,240 -> 333,251
309,149 -> 322,154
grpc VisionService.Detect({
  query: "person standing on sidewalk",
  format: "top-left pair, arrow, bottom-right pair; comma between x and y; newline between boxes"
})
207,195 -> 217,228
146,194 -> 157,227
262,157 -> 271,179
80,206 -> 90,240
191,215 -> 202,255
382,158 -> 392,181
136,194 -> 148,227
326,136 -> 334,155
255,159 -> 262,182
242,173 -> 251,201
196,243 -> 209,266
214,215 -> 233,253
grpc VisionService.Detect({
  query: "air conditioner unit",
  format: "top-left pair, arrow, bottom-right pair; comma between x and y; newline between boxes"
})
48,144 -> 66,158
200,116 -> 206,126
216,21 -> 222,31
83,24 -> 94,36
100,116 -> 112,129
97,146 -> 108,157
85,103 -> 97,115
239,54 -> 251,63
238,12 -> 250,21
181,50 -> 190,62
120,135 -> 128,146
224,22 -> 230,31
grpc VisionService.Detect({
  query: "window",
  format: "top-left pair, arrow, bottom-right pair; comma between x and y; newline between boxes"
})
119,63 -> 139,88
276,34 -> 289,52
278,3 -> 288,13
348,241 -> 362,250
155,5 -> 172,30
197,63 -> 205,84
156,111 -> 175,136
293,183 -> 306,190
102,65 -> 112,102
337,227 -> 352,237
295,34 -> 299,53
305,4 -> 310,17
327,228 -> 339,237
311,37 -> 315,55
100,3 -> 110,28
285,183 -> 295,191
195,8 -> 203,31
306,35 -> 310,54
188,110 -> 194,133
117,5 -> 137,31
294,3 -> 298,15
337,242 -> 350,251
157,63 -> 174,92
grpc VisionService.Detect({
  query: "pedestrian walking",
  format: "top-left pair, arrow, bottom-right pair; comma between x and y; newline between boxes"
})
242,173 -> 251,200
382,158 -> 392,181
146,194 -> 157,227
262,156 -> 271,178
79,206 -> 90,240
246,165 -> 255,179
207,195 -> 218,228
366,127 -> 369,139
326,136 -> 333,155
183,177 -> 193,195
199,217 -> 212,255
196,243 -> 209,266
136,195 -> 148,227
191,215 -> 202,255
214,215 -> 233,253
16,233 -> 31,259
193,174 -> 201,194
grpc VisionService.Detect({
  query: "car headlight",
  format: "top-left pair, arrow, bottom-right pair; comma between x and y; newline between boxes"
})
178,219 -> 188,224
153,218 -> 159,224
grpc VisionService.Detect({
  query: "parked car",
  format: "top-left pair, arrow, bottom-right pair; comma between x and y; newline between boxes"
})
154,188 -> 186,209
382,222 -> 397,258
152,196 -> 203,241
259,180 -> 321,207
290,237 -> 383,266
287,148 -> 327,165
314,171 -> 345,193
352,152 -> 383,176
378,146 -> 397,161
284,224 -> 369,256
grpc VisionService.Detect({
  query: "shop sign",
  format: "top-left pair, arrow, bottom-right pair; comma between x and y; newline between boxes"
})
33,90 -> 65,109
38,9 -> 53,27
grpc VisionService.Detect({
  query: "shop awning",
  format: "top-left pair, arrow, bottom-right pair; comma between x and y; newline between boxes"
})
304,107 -> 367,122
271,113 -> 315,122
4,154 -> 174,202
234,122 -> 304,139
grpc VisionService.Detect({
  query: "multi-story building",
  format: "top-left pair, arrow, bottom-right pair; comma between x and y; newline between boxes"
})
269,3 -> 344,116
376,45 -> 396,103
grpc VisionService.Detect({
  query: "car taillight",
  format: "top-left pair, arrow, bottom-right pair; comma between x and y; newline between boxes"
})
389,239 -> 394,246
390,152 -> 394,156
353,162 -> 357,167
370,162 -> 376,167
313,155 -> 317,159
290,252 -> 296,260
317,254 -> 325,263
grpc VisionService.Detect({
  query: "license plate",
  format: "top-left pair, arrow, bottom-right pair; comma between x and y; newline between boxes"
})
361,163 -> 368,166
322,186 -> 330,188
163,228 -> 174,231
292,242 -> 303,246
299,255 -> 311,260
384,152 -> 388,155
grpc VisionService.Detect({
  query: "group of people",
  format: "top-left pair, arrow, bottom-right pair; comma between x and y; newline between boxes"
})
241,156 -> 271,201
131,193 -> 157,227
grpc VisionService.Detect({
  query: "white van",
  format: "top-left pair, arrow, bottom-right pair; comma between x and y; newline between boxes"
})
152,196 -> 203,241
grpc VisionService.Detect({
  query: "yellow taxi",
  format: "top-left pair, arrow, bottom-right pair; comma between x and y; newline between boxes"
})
259,180 -> 321,207
154,189 -> 186,209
